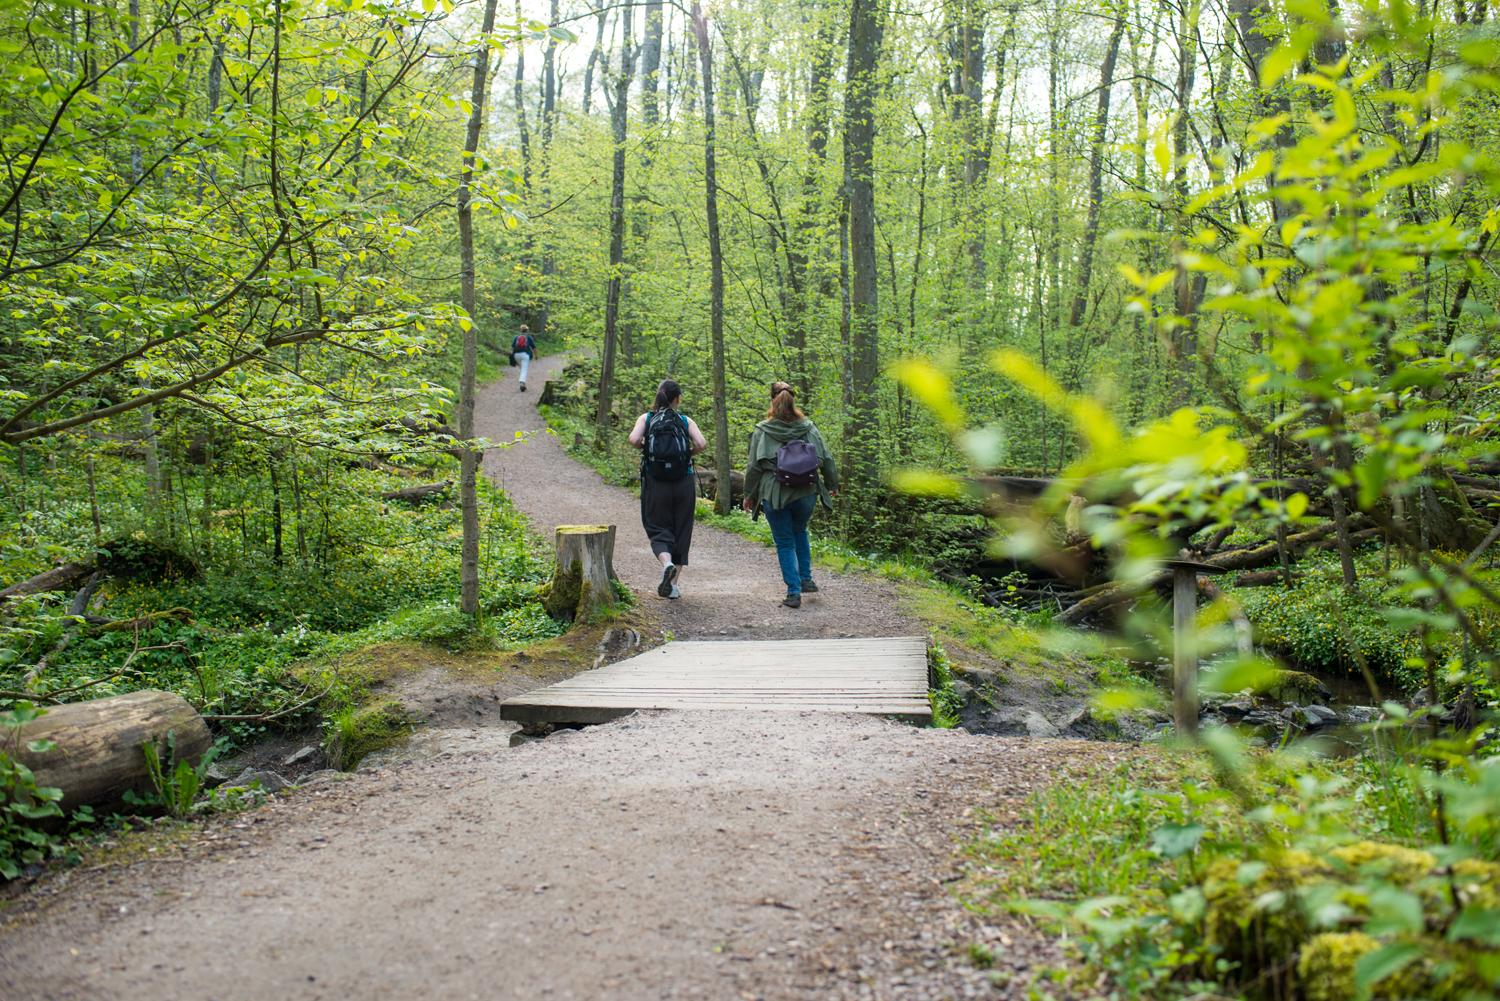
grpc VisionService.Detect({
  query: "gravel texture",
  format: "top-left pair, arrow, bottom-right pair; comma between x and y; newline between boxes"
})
1,713 -> 1127,1000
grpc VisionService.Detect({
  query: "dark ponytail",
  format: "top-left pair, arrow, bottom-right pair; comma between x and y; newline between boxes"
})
766,381 -> 804,422
653,379 -> 682,412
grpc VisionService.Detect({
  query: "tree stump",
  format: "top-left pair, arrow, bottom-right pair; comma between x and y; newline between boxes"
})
543,525 -> 618,623
4,690 -> 212,811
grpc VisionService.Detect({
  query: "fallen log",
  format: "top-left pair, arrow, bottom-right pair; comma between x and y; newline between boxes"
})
393,414 -> 466,460
1055,522 -> 1365,626
83,607 -> 195,633
4,690 -> 212,812
1232,568 -> 1301,588
398,414 -> 458,440
27,572 -> 106,687
695,468 -> 745,506
0,562 -> 96,603
381,481 -> 453,504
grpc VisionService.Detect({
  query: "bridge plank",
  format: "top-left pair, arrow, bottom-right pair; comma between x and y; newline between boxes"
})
501,636 -> 932,726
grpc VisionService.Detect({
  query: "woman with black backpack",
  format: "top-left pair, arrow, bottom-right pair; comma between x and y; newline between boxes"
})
629,379 -> 707,599
742,382 -> 838,609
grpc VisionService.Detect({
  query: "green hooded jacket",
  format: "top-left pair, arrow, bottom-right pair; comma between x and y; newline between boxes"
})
743,418 -> 839,514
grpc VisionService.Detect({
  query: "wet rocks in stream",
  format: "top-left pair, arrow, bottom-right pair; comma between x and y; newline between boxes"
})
949,658 -> 1387,747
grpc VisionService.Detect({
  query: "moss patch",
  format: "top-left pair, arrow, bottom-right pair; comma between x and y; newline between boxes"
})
494,608 -> 660,681
325,700 -> 412,770
541,558 -> 584,621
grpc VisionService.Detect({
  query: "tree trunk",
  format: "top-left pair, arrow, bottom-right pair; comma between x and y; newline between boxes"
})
1169,0 -> 1203,407
6,690 -> 212,812
142,406 -> 164,534
537,0 -> 559,335
1230,0 -> 1295,231
1045,0 -> 1063,411
582,5 -> 607,115
457,0 -> 501,617
788,6 -> 838,391
641,0 -> 664,128
269,457 -> 283,565
690,3 -> 733,516
513,0 -> 532,195
843,0 -> 886,496
1069,11 -> 1125,330
595,8 -> 636,437
543,526 -> 618,623
945,0 -> 985,287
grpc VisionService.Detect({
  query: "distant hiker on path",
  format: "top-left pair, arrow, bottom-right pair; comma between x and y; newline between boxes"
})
629,379 -> 708,600
743,382 -> 838,609
510,325 -> 537,391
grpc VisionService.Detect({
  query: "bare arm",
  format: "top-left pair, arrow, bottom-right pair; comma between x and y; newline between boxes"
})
685,417 -> 708,454
627,413 -> 648,447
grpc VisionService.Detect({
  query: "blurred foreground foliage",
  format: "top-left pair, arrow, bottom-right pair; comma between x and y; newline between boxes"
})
895,3 -> 1500,995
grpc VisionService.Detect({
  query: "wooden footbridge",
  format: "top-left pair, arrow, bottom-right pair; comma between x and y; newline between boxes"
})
500,636 -> 932,725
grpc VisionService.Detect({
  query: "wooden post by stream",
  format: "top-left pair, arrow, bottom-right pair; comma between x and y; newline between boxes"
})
1164,560 -> 1228,738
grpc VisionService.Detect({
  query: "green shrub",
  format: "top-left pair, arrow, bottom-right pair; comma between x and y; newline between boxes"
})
1230,560 -> 1426,684
965,745 -> 1500,1000
927,642 -> 962,728
1,470 -> 561,746
0,704 -> 73,880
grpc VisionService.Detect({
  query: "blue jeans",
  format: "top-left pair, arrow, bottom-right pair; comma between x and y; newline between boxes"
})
763,495 -> 816,595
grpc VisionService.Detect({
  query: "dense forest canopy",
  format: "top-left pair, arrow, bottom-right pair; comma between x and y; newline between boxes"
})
3,0 -> 1495,504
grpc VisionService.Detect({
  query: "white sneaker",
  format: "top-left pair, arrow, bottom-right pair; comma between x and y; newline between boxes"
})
668,584 -> 681,600
658,564 -> 677,597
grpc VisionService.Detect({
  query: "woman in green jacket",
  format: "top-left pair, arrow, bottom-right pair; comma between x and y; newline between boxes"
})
741,382 -> 838,608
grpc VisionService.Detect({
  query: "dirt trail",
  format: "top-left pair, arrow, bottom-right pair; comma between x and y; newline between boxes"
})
476,355 -> 920,640
0,364 -> 1097,1000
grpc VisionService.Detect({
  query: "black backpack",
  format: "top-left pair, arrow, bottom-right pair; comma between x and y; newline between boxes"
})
774,438 -> 821,487
643,410 -> 692,480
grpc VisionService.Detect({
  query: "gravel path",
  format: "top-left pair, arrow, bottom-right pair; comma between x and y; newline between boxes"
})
0,364 -> 1106,1000
476,355 -> 922,640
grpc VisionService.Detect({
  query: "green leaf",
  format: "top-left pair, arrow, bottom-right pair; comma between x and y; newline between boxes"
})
1353,942 -> 1422,994
888,468 -> 966,499
1364,886 -> 1425,935
1201,657 -> 1279,695
1260,44 -> 1299,88
889,359 -> 965,432
1150,823 -> 1205,859
1448,907 -> 1500,946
